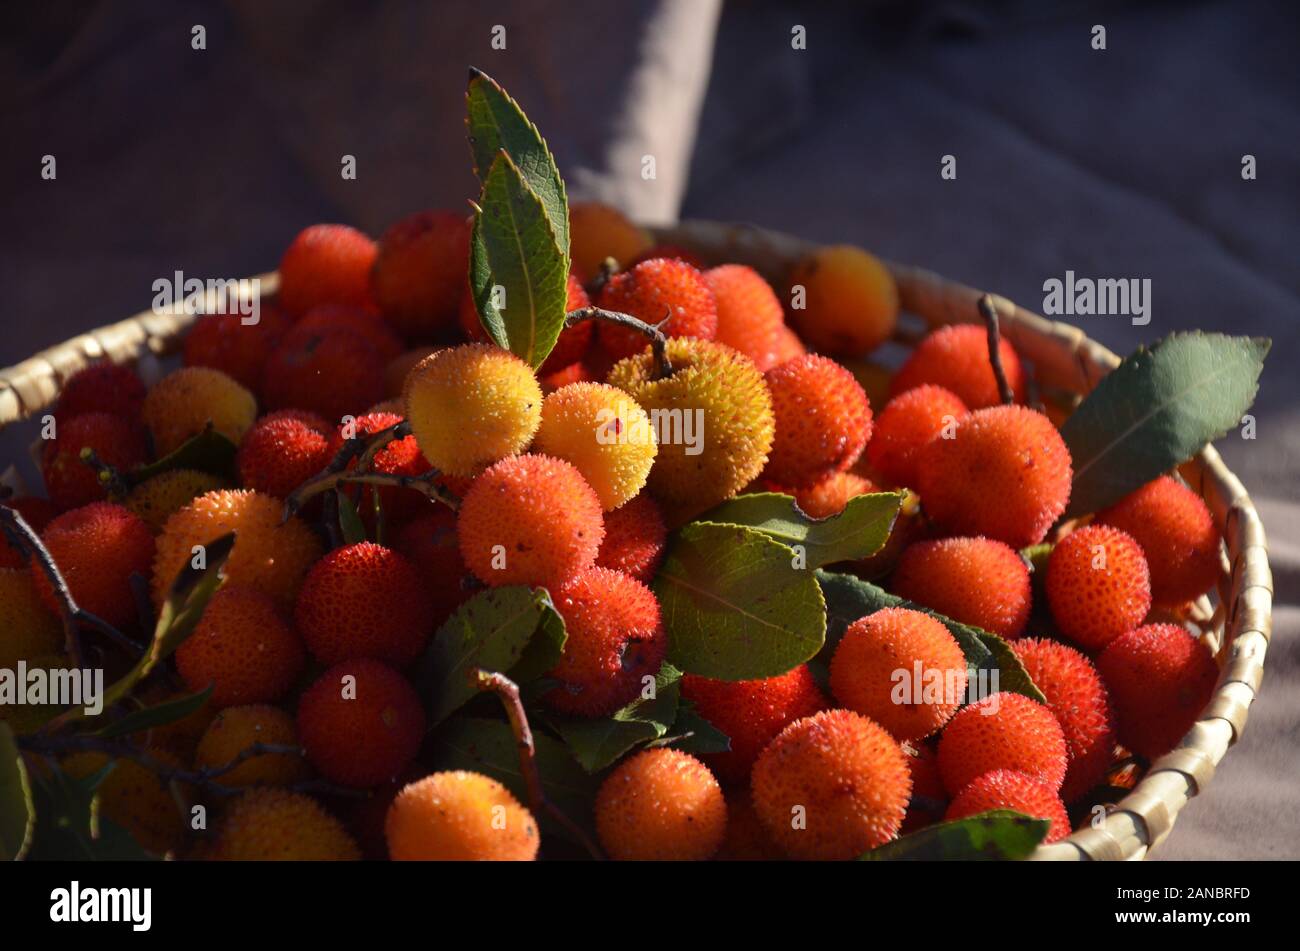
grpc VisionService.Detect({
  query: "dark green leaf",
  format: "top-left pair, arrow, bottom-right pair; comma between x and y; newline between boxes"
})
654,701 -> 731,756
655,523 -> 826,680
1062,333 -> 1269,517
95,687 -> 213,740
860,811 -> 1050,861
416,586 -> 567,727
25,766 -> 157,861
128,425 -> 237,485
336,491 -> 367,545
549,664 -> 681,772
699,491 -> 902,568
0,723 -> 34,860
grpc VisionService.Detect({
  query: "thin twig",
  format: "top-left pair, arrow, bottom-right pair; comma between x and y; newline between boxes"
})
978,294 -> 1016,405
587,256 -> 620,299
474,669 -> 604,860
565,305 -> 673,378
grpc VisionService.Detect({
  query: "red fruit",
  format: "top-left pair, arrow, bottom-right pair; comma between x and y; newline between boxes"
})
1096,624 -> 1218,759
680,665 -> 828,784
297,659 -> 425,788
0,497 -> 58,569
901,742 -> 947,832
42,413 -> 148,511
393,509 -> 472,627
182,306 -> 291,391
890,536 -> 1031,639
596,258 -> 718,360
1012,638 -> 1116,802
237,411 -> 332,499
789,472 -> 878,519
763,354 -> 873,488
866,384 -> 969,488
459,273 -> 592,375
295,304 -> 403,362
54,363 -> 146,426
260,325 -> 385,424
33,502 -> 154,628
945,769 -> 1071,843
916,405 -> 1072,548
372,210 -> 471,339
278,223 -> 377,316
543,567 -> 666,717
703,264 -> 789,372
594,492 -> 667,584
295,542 -> 435,667
1097,476 -> 1221,607
327,412 -> 432,523
1045,524 -> 1152,651
937,692 -> 1068,795
892,324 -> 1025,409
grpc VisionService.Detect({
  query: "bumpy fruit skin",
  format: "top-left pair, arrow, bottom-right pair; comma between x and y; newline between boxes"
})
34,503 -> 154,629
716,789 -> 784,861
393,509 -> 472,626
681,664 -> 828,784
917,405 -> 1072,548
607,339 -> 775,513
1012,638 -> 1116,802
785,245 -> 898,356
0,497 -> 58,569
703,264 -> 790,372
210,788 -> 360,860
195,704 -> 309,788
297,659 -> 425,788
458,454 -> 604,588
1097,476 -> 1221,607
175,585 -> 305,708
54,362 -> 146,426
568,202 -> 652,279
42,412 -> 148,510
1097,624 -> 1218,759
295,542 -> 435,667
278,223 -> 377,316
0,569 -> 62,668
543,567 -> 666,717
945,769 -> 1071,843
237,411 -> 332,500
890,537 -> 1031,639
182,306 -> 291,391
535,382 -> 657,510
762,354 -> 873,488
403,344 -> 543,477
145,367 -> 258,457
63,751 -> 185,855
1046,524 -> 1152,651
891,324 -> 1026,409
296,303 -> 403,361
152,489 -> 322,609
327,411 -> 433,523
595,492 -> 667,583
788,471 -> 878,519
596,258 -> 719,360
260,324 -> 385,424
829,607 -> 968,742
387,771 -> 540,861
595,749 -> 727,861
866,385 -> 969,488
937,692 -> 1068,795
372,210 -> 470,338
752,709 -> 912,860
460,273 -> 593,375
125,469 -> 228,534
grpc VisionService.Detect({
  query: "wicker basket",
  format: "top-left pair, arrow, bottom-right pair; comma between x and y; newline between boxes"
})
0,220 -> 1272,861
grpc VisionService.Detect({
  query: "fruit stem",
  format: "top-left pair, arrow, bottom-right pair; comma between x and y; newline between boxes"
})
565,305 -> 674,378
978,295 -> 1016,405
80,447 -> 131,499
474,668 -> 606,860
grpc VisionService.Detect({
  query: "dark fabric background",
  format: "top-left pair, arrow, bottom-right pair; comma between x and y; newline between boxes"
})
2,0 -> 1296,858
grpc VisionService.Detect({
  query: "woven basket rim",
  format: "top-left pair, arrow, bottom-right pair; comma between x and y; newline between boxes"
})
0,218 -> 1272,861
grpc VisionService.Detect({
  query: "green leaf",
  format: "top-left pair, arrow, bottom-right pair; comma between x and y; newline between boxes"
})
336,491 -> 367,545
549,664 -> 681,772
0,723 -> 34,860
1062,333 -> 1269,517
416,586 -> 567,727
128,424 -> 237,485
815,570 -> 1045,703
25,767 -> 157,861
95,687 -> 212,740
466,68 -> 569,254
655,701 -> 731,756
860,811 -> 1050,861
699,491 -> 902,568
430,716 -> 597,844
655,522 -> 826,681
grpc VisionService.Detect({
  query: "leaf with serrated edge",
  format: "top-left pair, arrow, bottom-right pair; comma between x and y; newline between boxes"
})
700,491 -> 902,568
860,811 -> 1049,861
470,152 -> 569,366
549,665 -> 681,772
1062,333 -> 1269,517
655,522 -> 826,681
0,723 -> 34,861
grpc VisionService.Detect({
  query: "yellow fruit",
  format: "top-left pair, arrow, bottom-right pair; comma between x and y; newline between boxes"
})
194,704 -> 309,788
386,771 -> 539,861
786,245 -> 898,356
595,749 -> 726,861
142,366 -> 258,455
209,788 -> 360,860
124,469 -> 229,533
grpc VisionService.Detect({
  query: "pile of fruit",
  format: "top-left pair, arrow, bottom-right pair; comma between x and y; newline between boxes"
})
0,72 -> 1268,862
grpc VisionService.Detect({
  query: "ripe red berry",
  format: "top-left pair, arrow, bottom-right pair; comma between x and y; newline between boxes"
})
295,304 -> 403,362
763,354 -> 873,488
34,502 -> 154,628
278,223 -> 377,316
866,384 -> 968,488
42,413 -> 148,511
1045,524 -> 1152,651
260,324 -> 385,424
703,264 -> 789,373
890,536 -> 1031,640
945,769 -> 1071,843
0,497 -> 58,570
596,258 -> 718,360
393,508 -> 472,627
54,363 -> 146,426
182,307 -> 291,391
327,412 -> 432,524
459,273 -> 593,375
595,492 -> 667,583
937,692 -> 1068,795
892,324 -> 1026,409
372,210 -> 471,339
237,411 -> 333,500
